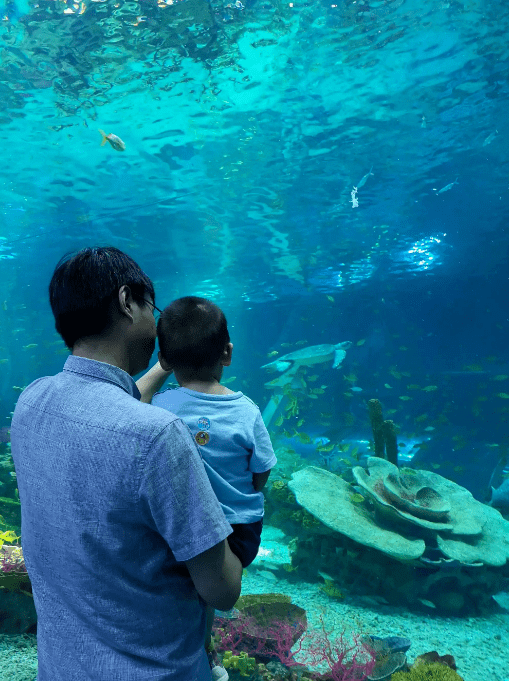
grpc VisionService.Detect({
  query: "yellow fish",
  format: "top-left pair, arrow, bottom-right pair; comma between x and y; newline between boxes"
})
297,432 -> 312,444
23,344 -> 38,350
399,396 -> 412,401
496,393 -> 509,399
317,443 -> 335,452
350,493 -> 365,503
267,350 -> 279,358
296,419 -> 304,427
384,384 -> 392,389
356,339 -> 366,346
295,340 -> 308,346
422,385 -> 438,392
493,375 -> 509,381
99,129 -> 126,151
326,295 -> 334,302
274,414 -> 284,427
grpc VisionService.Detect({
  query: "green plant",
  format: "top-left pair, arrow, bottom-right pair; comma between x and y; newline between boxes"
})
222,651 -> 257,676
392,662 -> 464,681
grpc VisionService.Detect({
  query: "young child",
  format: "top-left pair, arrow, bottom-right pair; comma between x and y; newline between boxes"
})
136,296 -> 277,681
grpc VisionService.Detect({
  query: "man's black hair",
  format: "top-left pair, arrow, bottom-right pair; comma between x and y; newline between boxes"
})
49,246 -> 155,349
157,296 -> 230,371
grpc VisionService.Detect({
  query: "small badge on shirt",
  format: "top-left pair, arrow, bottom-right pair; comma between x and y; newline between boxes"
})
198,417 -> 210,430
195,430 -> 210,446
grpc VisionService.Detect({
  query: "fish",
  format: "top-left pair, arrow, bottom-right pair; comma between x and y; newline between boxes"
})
267,351 -> 279,357
490,478 -> 509,513
356,339 -> 366,346
493,375 -> 509,381
424,426 -> 435,432
384,384 -> 392,389
22,343 -> 38,350
482,130 -> 498,147
399,396 -> 412,401
351,386 -> 363,392
496,393 -> 509,399
356,166 -> 374,189
350,493 -> 365,503
99,129 -> 126,152
435,178 -> 459,194
422,385 -> 438,392
274,414 -> 284,427
296,419 -> 304,427
297,433 -> 312,444
222,376 -> 237,384
317,443 -> 335,452
326,295 -> 334,302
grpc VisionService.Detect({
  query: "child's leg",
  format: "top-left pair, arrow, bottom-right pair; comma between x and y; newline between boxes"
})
205,603 -> 215,650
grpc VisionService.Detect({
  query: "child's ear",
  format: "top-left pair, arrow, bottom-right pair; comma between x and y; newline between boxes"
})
158,351 -> 173,372
222,342 -> 233,366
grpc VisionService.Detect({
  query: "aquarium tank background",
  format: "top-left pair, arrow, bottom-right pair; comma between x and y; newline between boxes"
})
1,0 -> 509,679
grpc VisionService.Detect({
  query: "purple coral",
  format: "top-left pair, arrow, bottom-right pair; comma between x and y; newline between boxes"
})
214,613 -> 376,680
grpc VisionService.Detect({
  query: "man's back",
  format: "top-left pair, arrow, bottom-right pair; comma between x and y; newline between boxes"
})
10,356 -> 231,681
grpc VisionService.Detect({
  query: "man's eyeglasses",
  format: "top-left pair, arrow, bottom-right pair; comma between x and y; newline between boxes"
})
143,299 -> 163,320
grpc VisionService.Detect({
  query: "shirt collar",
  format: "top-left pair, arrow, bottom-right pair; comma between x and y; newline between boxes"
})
63,356 -> 141,400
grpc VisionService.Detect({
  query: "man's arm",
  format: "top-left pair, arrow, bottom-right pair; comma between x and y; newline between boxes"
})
136,361 -> 172,403
185,538 -> 243,611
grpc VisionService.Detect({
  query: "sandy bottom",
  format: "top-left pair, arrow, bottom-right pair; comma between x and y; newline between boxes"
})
243,525 -> 509,681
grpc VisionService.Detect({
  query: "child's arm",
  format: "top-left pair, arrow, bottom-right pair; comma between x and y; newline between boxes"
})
253,470 -> 271,492
136,361 -> 173,404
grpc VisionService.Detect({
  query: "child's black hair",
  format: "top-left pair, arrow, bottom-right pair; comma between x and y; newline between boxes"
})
157,296 -> 230,372
49,246 -> 155,349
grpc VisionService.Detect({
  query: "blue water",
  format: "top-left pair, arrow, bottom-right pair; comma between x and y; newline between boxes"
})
1,0 -> 509,675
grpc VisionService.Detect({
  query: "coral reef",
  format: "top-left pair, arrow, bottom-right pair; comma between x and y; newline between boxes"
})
391,662 -> 464,681
213,597 -> 375,681
284,464 -> 509,614
222,651 -> 257,676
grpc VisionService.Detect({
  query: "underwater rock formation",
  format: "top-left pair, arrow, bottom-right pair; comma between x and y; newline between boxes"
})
284,461 -> 509,615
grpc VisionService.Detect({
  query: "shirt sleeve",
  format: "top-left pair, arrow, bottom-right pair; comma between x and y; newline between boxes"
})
137,418 -> 232,562
248,410 -> 278,473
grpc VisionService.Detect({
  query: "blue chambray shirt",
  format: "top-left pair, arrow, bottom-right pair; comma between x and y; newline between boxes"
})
10,356 -> 232,681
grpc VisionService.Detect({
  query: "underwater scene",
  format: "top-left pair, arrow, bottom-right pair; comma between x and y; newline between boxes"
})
1,0 -> 509,679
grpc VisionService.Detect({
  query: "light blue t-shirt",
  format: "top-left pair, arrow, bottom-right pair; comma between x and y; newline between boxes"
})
10,356 -> 231,681
152,388 -> 277,524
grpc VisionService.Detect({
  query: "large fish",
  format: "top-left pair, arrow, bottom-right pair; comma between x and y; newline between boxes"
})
490,479 -> 509,513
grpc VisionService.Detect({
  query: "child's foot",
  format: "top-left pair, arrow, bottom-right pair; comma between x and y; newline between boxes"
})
206,646 -> 229,681
214,607 -> 241,620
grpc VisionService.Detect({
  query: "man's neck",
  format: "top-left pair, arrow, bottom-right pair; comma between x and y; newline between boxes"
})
72,342 -> 131,376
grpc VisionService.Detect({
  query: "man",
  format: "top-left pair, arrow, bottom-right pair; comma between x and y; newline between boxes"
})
10,247 -> 242,680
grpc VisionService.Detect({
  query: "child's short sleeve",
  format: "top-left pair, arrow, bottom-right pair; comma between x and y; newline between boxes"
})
248,411 -> 277,473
